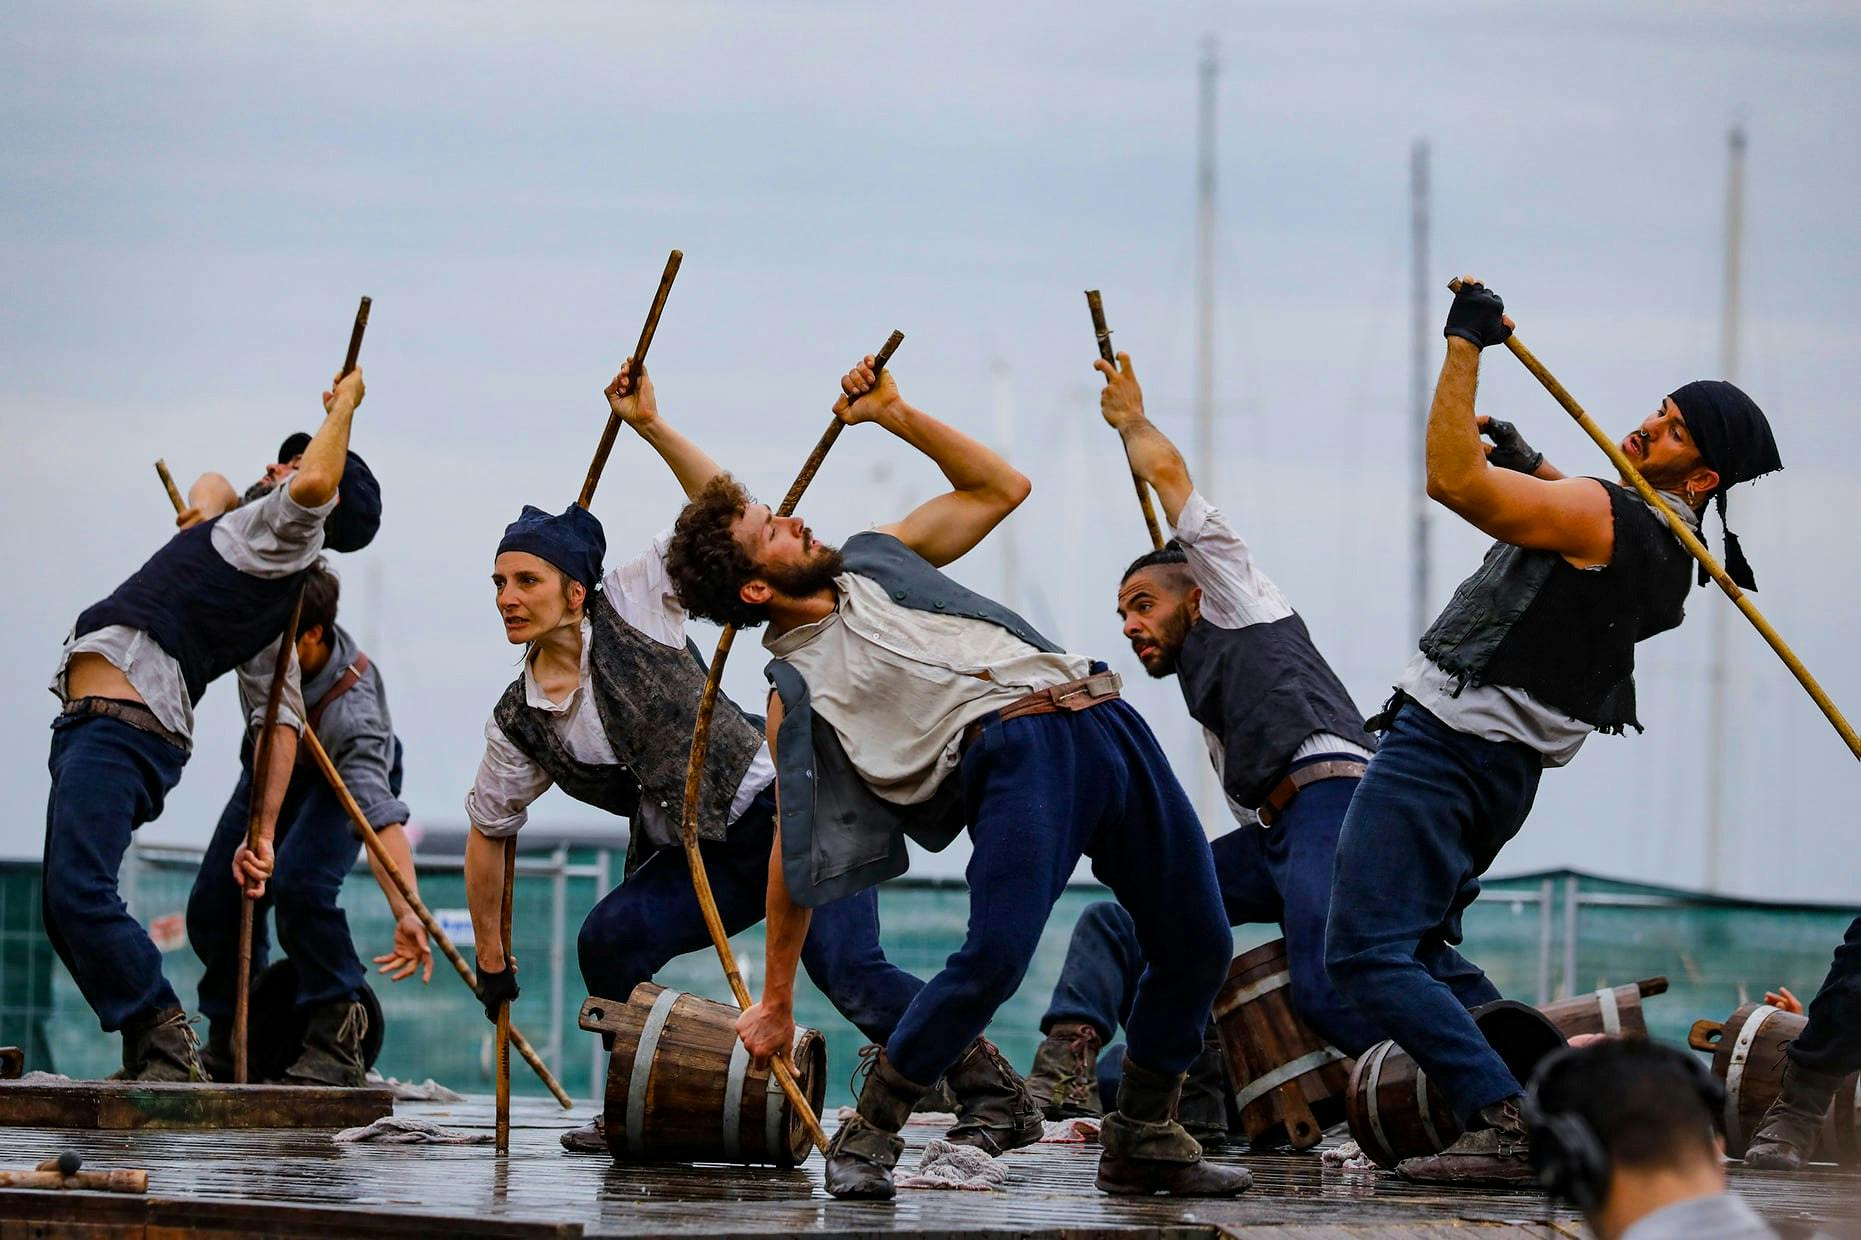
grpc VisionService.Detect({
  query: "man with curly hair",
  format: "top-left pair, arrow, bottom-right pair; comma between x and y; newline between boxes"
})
667,356 -> 1248,1201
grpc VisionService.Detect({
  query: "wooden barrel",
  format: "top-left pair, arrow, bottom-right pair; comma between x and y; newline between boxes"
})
1537,977 -> 1666,1040
578,983 -> 825,1167
1687,1002 -> 1861,1165
1346,999 -> 1567,1169
1211,938 -> 1351,1149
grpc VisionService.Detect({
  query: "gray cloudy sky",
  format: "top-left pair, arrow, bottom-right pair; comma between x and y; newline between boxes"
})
4,2 -> 1857,900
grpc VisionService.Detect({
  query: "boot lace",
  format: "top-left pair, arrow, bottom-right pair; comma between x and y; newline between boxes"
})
850,1042 -> 884,1099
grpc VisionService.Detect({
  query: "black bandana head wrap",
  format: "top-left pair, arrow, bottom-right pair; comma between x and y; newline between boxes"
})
497,503 -> 606,590
1666,380 -> 1782,590
273,432 -> 381,553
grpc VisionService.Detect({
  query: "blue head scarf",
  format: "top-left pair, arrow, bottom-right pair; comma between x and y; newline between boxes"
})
496,504 -> 606,588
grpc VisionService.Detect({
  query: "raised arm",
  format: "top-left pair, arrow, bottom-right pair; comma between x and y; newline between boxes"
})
288,368 -> 366,509
829,356 -> 1030,568
604,359 -> 723,500
1425,281 -> 1611,566
1095,351 -> 1194,526
736,694 -> 811,1068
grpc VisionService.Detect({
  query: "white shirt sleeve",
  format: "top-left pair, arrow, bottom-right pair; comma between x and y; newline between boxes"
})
1172,490 -> 1295,630
235,642 -> 306,733
601,531 -> 686,650
464,714 -> 554,837
211,482 -> 337,578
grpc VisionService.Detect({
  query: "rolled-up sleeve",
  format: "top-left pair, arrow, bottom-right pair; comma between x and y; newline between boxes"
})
211,483 -> 336,577
1172,490 -> 1295,630
319,694 -> 411,832
465,715 -> 551,837
236,643 -> 307,733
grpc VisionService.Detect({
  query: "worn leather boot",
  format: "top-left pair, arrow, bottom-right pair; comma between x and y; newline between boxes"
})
1396,1096 -> 1535,1185
1178,1026 -> 1232,1150
282,998 -> 368,1087
1025,1022 -> 1105,1120
561,1114 -> 608,1153
942,1036 -> 1046,1155
199,1024 -> 234,1084
1096,1056 -> 1252,1197
824,1047 -> 929,1200
123,1007 -> 205,1083
1745,1060 -> 1842,1171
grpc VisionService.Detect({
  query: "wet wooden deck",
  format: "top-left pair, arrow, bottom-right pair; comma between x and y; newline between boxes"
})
0,1096 -> 1855,1238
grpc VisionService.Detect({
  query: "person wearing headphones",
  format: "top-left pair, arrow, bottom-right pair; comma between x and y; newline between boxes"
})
1525,1039 -> 1775,1239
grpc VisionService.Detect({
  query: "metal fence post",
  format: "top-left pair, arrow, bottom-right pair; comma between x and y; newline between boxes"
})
1562,874 -> 1580,1000
1536,877 -> 1555,1004
588,846 -> 611,1100
549,844 -> 568,1074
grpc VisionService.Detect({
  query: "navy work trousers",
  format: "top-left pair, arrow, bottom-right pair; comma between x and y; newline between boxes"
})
1042,768 -> 1384,1059
188,761 -> 370,1026
885,700 -> 1232,1087
1325,700 -> 1541,1125
1789,915 -> 1861,1078
578,787 -> 924,1045
42,714 -> 189,1032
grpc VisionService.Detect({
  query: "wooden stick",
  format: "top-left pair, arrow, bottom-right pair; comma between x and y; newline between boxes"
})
1086,291 -> 1165,551
155,471 -> 575,1107
578,250 -> 684,510
340,296 -> 372,380
233,586 -> 305,1084
496,835 -> 515,1154
298,728 -> 573,1106
0,1168 -> 147,1193
677,330 -> 906,1156
155,460 -> 185,514
1449,278 -> 1861,761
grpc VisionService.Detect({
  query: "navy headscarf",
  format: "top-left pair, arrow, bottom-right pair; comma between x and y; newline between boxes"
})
277,432 -> 382,554
1666,381 -> 1782,590
497,503 -> 606,589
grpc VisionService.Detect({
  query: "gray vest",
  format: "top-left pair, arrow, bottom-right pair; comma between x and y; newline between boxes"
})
493,589 -> 763,863
766,532 -> 1064,907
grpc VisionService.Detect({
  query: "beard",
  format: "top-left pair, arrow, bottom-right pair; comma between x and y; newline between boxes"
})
1137,606 -> 1194,678
242,477 -> 277,505
762,544 -> 845,599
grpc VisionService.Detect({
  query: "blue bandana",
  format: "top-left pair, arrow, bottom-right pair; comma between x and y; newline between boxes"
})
497,504 -> 606,588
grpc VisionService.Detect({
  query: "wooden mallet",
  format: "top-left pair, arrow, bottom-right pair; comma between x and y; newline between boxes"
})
679,330 -> 906,1157
579,250 -> 682,510
1086,291 -> 1165,550
1450,277 -> 1859,761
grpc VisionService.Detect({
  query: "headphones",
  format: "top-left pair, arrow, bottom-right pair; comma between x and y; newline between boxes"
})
1523,1042 -> 1725,1214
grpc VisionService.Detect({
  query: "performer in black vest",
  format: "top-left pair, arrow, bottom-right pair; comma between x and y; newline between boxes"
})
186,557 -> 428,1085
45,367 -> 374,1079
1326,278 -> 1783,1184
666,355 -> 1249,1201
1021,349 -> 1385,1133
463,361 -> 1035,1156
1744,916 -> 1861,1171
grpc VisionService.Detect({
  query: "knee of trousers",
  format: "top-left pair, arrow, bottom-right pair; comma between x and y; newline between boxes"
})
576,915 -> 657,996
1076,900 -> 1137,943
42,873 -> 117,934
270,878 -> 344,927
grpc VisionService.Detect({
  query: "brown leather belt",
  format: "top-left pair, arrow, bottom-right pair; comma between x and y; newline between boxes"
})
961,670 -> 1122,753
1256,757 -> 1368,827
60,695 -> 190,753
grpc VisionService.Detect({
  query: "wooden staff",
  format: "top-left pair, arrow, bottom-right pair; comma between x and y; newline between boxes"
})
155,474 -> 576,1107
1449,278 -> 1860,761
579,250 -> 683,509
155,460 -> 185,513
1086,291 -> 1164,549
496,835 -> 516,1154
340,296 -> 372,379
678,330 -> 906,1156
1,1157 -> 147,1193
232,586 -> 305,1083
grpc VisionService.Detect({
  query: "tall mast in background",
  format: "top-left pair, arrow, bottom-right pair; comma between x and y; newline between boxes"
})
1409,139 -> 1432,642
1705,124 -> 1746,891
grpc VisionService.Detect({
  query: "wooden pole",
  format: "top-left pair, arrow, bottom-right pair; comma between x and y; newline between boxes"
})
233,586 -> 305,1084
578,250 -> 683,510
0,1168 -> 147,1193
155,460 -> 185,513
156,469 -> 575,1107
1449,278 -> 1860,761
1085,290 -> 1165,550
340,296 -> 372,379
496,836 -> 515,1154
677,330 -> 906,1156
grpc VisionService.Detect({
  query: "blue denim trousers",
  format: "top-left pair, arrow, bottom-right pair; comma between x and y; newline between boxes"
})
187,757 -> 378,1027
885,700 -> 1232,1086
1325,700 -> 1541,1124
577,786 -> 924,1045
1790,915 -> 1861,1077
43,713 -> 189,1032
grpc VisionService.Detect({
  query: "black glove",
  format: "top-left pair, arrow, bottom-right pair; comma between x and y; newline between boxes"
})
1444,280 -> 1513,349
475,963 -> 519,1022
1482,418 -> 1543,474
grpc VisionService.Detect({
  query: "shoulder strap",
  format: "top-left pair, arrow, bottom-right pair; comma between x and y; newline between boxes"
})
307,651 -> 372,734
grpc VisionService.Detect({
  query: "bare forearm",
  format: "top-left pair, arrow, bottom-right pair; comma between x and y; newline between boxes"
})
632,414 -> 724,500
879,401 -> 1024,502
1425,340 -> 1488,504
1118,420 -> 1195,526
289,399 -> 357,508
252,726 -> 298,841
760,831 -> 811,1014
368,823 -> 418,921
464,829 -> 509,970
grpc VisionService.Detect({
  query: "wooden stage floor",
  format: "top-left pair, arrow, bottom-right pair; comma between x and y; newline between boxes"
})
0,1096 -> 1856,1238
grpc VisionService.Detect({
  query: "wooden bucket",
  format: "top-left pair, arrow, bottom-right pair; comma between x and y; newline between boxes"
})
1537,977 -> 1666,1040
578,983 -> 826,1167
1346,999 -> 1566,1169
1211,938 -> 1351,1149
1688,1002 -> 1861,1165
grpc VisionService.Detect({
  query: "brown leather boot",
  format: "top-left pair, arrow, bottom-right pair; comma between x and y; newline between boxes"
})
560,1114 -> 608,1153
123,1007 -> 204,1083
1178,1026 -> 1232,1149
1396,1096 -> 1535,1185
282,999 -> 369,1087
1096,1056 -> 1253,1197
824,1046 -> 929,1200
943,1036 -> 1046,1156
1025,1022 -> 1104,1120
1745,1060 -> 1842,1171
199,1024 -> 234,1083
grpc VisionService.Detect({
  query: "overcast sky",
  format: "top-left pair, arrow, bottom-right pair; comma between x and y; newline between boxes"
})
4,1 -> 1857,901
